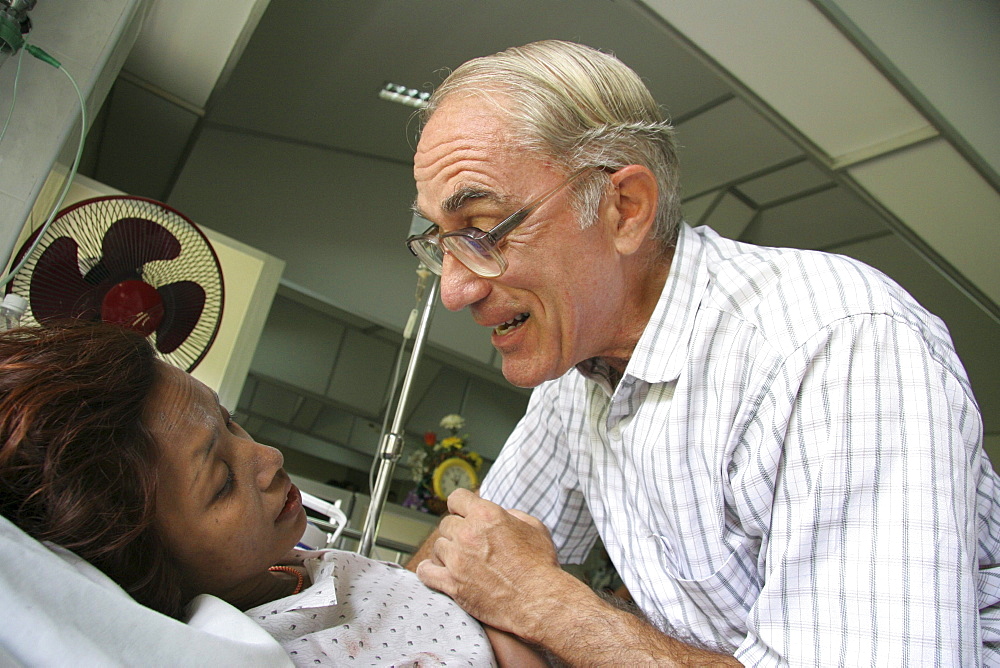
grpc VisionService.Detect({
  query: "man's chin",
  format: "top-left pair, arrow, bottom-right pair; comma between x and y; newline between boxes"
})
499,355 -> 562,389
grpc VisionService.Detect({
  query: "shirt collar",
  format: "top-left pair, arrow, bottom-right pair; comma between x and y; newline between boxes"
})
575,222 -> 709,387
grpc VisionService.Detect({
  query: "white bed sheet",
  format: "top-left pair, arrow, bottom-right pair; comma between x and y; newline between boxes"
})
0,514 -> 292,667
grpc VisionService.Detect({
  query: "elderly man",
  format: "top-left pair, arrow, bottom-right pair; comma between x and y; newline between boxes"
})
405,40 -> 1000,665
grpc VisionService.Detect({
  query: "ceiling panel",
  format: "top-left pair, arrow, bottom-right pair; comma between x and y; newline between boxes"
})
205,0 -> 733,165
702,192 -> 755,240
250,294 -> 345,397
744,186 -> 887,251
823,0 -> 1000,184
123,0 -> 265,109
406,367 -> 469,436
461,378 -> 531,461
675,97 -> 803,198
848,138 -> 1000,307
681,191 -> 721,226
736,160 -> 832,207
86,81 -> 200,201
326,329 -> 398,415
248,380 -> 303,423
311,405 -> 357,445
641,0 -> 933,162
290,397 -> 324,432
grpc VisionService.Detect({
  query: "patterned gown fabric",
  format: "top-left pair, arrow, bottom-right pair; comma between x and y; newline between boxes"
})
247,550 -> 496,667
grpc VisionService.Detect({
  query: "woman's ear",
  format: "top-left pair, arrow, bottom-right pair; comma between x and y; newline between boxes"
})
607,165 -> 658,256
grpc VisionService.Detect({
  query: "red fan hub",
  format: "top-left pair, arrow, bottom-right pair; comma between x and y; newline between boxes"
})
101,280 -> 165,336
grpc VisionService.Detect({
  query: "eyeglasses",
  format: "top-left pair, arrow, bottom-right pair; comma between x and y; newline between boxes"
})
406,167 -> 590,278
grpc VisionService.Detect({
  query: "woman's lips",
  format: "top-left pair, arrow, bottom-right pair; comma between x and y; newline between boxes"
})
276,483 -> 302,523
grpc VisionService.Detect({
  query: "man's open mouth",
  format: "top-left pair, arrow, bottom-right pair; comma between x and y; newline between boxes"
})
494,312 -> 529,336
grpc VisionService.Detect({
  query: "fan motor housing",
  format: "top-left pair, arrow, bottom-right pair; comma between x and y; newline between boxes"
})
101,279 -> 164,336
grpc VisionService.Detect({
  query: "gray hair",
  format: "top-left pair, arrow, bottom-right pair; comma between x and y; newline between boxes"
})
422,40 -> 682,247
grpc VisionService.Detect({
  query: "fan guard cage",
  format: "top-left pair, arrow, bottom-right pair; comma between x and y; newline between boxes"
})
6,196 -> 224,372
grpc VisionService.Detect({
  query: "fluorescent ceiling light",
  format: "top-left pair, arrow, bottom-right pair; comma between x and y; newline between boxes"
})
378,82 -> 430,108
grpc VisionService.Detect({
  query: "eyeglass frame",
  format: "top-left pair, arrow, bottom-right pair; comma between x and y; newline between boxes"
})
406,166 -> 593,278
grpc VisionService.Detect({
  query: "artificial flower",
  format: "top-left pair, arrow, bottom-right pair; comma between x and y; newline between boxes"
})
406,415 -> 485,514
440,436 -> 463,450
439,414 -> 465,432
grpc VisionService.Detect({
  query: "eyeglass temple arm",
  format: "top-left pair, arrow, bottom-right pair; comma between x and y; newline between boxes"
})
486,168 -> 591,242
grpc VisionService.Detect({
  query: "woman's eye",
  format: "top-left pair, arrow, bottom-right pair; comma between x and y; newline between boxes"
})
217,463 -> 234,499
223,408 -> 242,432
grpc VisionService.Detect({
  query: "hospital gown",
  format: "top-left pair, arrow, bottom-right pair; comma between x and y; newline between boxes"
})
246,549 -> 496,667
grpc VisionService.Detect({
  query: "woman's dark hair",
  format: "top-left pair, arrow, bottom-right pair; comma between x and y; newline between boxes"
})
0,321 -> 186,617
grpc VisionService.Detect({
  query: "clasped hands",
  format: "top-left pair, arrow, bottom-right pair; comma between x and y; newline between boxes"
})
415,488 -> 567,636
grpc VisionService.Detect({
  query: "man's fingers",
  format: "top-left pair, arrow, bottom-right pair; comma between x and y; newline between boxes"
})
437,513 -> 460,539
507,508 -> 551,534
506,508 -> 537,524
414,558 -> 452,594
446,487 -> 478,515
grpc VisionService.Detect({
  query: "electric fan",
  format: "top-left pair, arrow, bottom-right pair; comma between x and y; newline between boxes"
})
5,196 -> 224,371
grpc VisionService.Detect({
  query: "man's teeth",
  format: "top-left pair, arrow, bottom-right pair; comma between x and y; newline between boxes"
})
494,313 -> 529,336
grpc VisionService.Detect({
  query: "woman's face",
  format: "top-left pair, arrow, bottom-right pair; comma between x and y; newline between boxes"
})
147,362 -> 306,601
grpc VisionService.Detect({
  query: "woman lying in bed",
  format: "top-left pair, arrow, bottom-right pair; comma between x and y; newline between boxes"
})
0,323 -> 543,667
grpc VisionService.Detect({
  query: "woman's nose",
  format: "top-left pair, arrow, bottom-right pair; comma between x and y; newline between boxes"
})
439,254 -> 490,311
254,441 -> 285,490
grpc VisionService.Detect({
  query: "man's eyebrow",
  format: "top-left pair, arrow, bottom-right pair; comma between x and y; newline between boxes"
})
441,186 -> 497,213
412,186 -> 512,220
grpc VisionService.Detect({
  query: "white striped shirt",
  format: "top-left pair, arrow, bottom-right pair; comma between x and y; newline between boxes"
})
481,223 -> 1000,666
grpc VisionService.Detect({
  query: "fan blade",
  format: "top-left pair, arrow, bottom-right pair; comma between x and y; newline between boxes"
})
88,217 -> 182,284
29,236 -> 103,322
155,281 -> 205,354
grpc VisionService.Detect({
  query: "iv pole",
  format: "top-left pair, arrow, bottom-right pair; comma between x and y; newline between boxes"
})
358,268 -> 439,558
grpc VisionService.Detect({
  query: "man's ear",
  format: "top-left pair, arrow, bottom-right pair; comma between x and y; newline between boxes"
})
607,165 -> 658,256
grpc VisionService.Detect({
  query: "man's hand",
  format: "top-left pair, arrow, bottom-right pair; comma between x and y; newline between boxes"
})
414,489 -> 741,666
415,488 -> 571,635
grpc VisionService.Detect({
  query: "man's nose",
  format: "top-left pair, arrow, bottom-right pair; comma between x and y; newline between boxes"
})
439,254 -> 490,311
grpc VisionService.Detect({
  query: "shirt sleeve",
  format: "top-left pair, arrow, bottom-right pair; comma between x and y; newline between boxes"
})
733,312 -> 991,666
481,378 -> 599,564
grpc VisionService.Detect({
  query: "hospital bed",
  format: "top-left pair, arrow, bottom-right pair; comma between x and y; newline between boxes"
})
293,475 -> 438,565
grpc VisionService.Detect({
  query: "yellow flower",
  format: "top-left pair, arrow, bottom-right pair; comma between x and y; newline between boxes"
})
467,452 -> 483,469
440,436 -> 463,450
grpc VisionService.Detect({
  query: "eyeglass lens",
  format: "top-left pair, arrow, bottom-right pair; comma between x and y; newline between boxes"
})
409,228 -> 505,278
440,235 -> 505,277
410,236 -> 444,273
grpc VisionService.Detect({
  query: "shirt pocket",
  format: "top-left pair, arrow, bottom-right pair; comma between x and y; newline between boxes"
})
652,536 -> 760,649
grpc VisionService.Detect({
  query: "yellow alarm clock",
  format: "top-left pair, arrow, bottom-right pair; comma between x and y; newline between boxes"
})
431,457 -> 478,500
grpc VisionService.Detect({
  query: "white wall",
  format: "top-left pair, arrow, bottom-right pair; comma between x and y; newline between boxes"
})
0,0 -> 151,268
